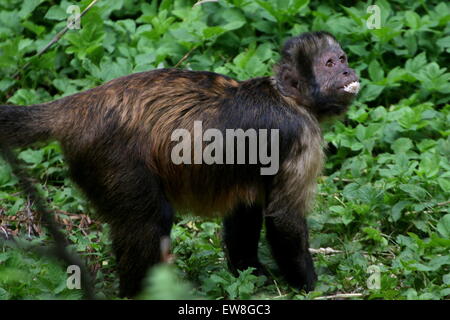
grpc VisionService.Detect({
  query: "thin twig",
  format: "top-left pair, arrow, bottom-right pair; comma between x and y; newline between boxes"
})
174,46 -> 198,68
25,196 -> 33,239
13,0 -> 100,79
194,0 -> 219,7
436,200 -> 450,207
309,247 -> 343,255
0,144 -> 96,299
273,279 -> 283,297
0,226 -> 9,240
332,177 -> 353,183
314,293 -> 364,300
410,200 -> 450,215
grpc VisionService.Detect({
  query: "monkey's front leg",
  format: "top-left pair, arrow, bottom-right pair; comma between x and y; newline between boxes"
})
265,213 -> 317,292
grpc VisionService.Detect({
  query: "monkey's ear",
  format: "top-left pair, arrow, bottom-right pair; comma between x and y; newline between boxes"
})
277,65 -> 301,99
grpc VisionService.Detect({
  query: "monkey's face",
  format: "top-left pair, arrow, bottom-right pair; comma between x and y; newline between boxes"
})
313,45 -> 360,113
276,31 -> 360,119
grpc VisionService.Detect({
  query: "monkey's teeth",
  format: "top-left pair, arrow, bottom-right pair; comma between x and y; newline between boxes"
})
343,81 -> 360,94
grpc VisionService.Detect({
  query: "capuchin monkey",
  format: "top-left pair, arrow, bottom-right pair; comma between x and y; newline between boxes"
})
0,31 -> 359,297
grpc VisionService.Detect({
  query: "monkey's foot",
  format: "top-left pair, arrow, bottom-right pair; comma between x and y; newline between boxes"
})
283,251 -> 317,292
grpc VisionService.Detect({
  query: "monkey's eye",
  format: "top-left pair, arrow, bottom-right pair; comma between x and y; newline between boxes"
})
326,59 -> 333,67
339,55 -> 346,63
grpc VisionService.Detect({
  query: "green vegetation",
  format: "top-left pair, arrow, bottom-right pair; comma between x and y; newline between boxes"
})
0,0 -> 449,300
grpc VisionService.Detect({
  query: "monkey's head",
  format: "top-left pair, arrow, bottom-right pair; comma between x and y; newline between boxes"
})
275,31 -> 360,118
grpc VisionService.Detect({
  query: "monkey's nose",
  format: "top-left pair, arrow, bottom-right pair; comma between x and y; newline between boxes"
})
342,68 -> 352,76
342,68 -> 358,82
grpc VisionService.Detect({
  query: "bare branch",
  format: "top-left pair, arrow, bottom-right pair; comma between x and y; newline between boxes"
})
174,46 -> 198,68
194,0 -> 219,7
314,293 -> 364,300
309,247 -> 343,255
0,144 -> 96,299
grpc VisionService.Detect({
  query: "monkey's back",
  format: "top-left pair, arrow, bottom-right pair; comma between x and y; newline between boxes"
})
45,68 -> 318,217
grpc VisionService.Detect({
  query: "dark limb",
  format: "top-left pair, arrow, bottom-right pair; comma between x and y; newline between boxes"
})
68,151 -> 174,298
110,194 -> 174,298
265,213 -> 316,292
262,159 -> 319,292
222,204 -> 266,276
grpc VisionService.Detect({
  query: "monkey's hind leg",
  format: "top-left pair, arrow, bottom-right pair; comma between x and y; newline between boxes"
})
68,155 -> 175,298
222,204 -> 266,276
109,194 -> 174,298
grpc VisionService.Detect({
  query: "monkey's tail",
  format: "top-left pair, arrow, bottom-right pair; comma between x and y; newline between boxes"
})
0,104 -> 52,147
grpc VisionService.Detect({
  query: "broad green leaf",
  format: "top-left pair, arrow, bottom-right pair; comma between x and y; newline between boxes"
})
436,36 -> 450,50
399,184 -> 428,201
391,201 -> 411,222
437,214 -> 450,238
391,138 -> 413,154
368,59 -> 384,82
18,0 -> 43,18
404,11 -> 420,29
437,178 -> 450,193
18,149 -> 45,165
7,89 -> 40,105
44,5 -> 67,21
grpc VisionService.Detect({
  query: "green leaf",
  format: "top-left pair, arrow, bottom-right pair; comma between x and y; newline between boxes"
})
370,106 -> 387,121
18,0 -> 43,18
391,138 -> 413,154
368,59 -> 384,82
443,274 -> 450,285
416,139 -> 436,152
7,89 -> 40,105
0,79 -> 14,91
117,19 -> 136,34
436,36 -> 450,50
437,214 -> 450,238
292,0 -> 310,12
255,1 -> 278,22
404,11 -> 420,29
391,201 -> 411,222
170,28 -> 199,43
203,26 -> 226,39
0,163 -> 12,186
45,5 -> 67,21
399,184 -> 428,201
405,52 -> 427,74
418,153 -> 440,178
363,227 -> 388,245
18,149 -> 45,165
359,84 -> 384,102
22,21 -> 45,36
347,44 -> 369,56
437,178 -> 450,193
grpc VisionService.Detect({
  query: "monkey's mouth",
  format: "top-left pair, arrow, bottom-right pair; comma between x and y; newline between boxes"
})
340,81 -> 360,94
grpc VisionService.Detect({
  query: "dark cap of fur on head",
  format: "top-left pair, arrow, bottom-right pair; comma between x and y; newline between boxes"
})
277,31 -> 340,77
273,31 -> 340,107
284,32 -> 339,58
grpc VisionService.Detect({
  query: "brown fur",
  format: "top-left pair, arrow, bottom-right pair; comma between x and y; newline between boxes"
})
0,31 -> 358,297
